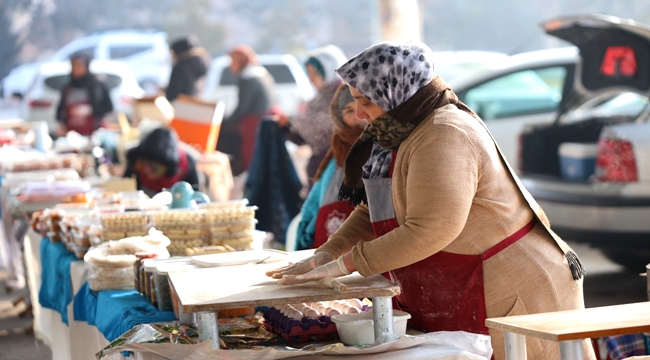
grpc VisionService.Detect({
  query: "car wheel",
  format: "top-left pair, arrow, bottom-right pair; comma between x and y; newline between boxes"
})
601,249 -> 650,273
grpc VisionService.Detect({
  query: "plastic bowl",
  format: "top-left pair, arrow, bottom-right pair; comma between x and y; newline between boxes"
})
330,310 -> 411,346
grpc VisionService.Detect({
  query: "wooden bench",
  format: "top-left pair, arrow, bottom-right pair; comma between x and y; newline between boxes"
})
485,301 -> 650,360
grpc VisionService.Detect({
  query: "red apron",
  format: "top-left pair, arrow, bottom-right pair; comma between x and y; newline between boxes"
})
364,150 -> 535,335
65,102 -> 95,136
312,167 -> 355,249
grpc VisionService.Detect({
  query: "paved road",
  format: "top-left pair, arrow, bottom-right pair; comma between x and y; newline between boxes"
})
570,241 -> 648,308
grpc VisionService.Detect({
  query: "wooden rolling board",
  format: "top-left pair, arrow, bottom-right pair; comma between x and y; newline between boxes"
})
169,250 -> 401,313
485,301 -> 650,342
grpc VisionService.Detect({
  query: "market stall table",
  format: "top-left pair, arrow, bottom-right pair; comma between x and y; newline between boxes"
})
168,251 -> 401,350
485,301 -> 650,360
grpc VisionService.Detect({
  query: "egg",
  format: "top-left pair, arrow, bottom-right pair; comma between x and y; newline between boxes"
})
346,306 -> 361,314
327,308 -> 342,316
340,304 -> 351,313
304,309 -> 320,319
348,299 -> 363,309
287,310 -> 303,320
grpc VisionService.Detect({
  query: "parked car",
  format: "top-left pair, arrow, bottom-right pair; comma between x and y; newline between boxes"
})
448,47 -> 579,166
2,29 -> 170,100
19,60 -> 145,134
201,54 -> 314,117
431,50 -> 508,83
518,14 -> 650,270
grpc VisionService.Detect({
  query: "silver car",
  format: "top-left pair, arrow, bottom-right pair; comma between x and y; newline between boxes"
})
519,14 -> 650,271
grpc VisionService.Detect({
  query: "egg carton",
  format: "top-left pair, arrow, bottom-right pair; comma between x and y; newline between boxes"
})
263,307 -> 337,342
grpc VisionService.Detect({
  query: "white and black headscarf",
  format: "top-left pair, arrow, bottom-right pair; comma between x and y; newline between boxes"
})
334,41 -> 479,205
336,41 -> 436,111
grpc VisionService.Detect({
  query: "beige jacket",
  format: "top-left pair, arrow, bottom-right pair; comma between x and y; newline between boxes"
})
318,104 -> 595,360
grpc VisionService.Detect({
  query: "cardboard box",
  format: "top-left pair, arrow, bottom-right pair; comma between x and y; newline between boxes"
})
558,143 -> 598,180
133,96 -> 175,126
170,95 -> 225,153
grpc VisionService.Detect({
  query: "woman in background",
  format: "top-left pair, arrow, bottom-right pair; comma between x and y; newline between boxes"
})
277,45 -> 348,187
165,35 -> 210,102
124,127 -> 199,197
217,45 -> 276,175
294,84 -> 366,250
56,53 -> 113,137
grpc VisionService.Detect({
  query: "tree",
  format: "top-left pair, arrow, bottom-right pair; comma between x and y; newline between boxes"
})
0,0 -> 22,79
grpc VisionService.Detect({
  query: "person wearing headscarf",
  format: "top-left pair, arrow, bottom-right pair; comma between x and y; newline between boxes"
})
267,41 -> 596,360
55,53 -> 113,136
217,44 -> 277,175
123,127 -> 199,197
278,45 -> 348,186
165,35 -> 210,102
293,84 -> 366,250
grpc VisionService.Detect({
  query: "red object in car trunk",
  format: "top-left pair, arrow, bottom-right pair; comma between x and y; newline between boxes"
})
28,99 -> 53,108
595,138 -> 638,182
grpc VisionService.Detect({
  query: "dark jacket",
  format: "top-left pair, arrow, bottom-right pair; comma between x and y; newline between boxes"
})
245,120 -> 302,244
165,49 -> 209,102
56,73 -> 113,126
123,128 -> 200,196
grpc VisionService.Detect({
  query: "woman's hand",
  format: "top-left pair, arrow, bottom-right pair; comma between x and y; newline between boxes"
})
278,254 -> 355,285
270,114 -> 289,127
265,251 -> 335,279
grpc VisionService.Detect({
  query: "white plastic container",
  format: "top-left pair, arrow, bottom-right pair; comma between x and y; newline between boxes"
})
558,142 -> 599,180
330,310 -> 411,346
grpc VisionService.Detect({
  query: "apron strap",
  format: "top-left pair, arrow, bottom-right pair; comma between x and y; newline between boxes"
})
469,111 -> 586,280
481,218 -> 535,261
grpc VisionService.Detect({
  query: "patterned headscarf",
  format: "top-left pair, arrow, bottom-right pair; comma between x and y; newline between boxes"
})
336,41 -> 435,111
335,41 -> 479,205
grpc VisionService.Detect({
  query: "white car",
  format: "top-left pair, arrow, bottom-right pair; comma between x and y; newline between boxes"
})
3,29 -> 171,99
201,54 -> 314,117
518,14 -> 650,270
449,47 -> 579,167
19,60 -> 145,134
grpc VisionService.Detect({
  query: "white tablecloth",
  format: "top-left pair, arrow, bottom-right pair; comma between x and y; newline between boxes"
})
24,229 -> 136,360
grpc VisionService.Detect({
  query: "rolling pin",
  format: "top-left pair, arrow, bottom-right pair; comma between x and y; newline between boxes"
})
321,277 -> 348,292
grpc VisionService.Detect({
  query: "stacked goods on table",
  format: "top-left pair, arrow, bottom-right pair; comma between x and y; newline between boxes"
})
200,200 -> 258,251
151,210 -> 205,256
263,299 -> 370,342
101,212 -> 151,240
4,153 -> 81,173
84,229 -> 170,291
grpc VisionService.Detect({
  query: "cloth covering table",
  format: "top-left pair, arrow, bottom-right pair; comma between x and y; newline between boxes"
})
24,229 -> 172,360
73,283 -> 176,342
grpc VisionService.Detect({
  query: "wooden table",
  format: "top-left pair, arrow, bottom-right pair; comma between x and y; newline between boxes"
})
168,251 -> 402,349
485,301 -> 650,360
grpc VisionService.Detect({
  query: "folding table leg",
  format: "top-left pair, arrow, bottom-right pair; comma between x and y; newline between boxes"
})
197,312 -> 219,350
371,296 -> 394,341
177,293 -> 195,326
504,332 -> 527,360
560,340 -> 583,360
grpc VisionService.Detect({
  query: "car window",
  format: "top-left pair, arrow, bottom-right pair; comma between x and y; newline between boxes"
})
263,64 -> 295,84
44,74 -> 122,91
218,64 -> 297,86
109,45 -> 153,59
460,66 -> 567,120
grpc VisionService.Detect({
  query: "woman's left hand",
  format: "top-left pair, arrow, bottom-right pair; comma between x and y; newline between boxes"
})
278,253 -> 355,285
